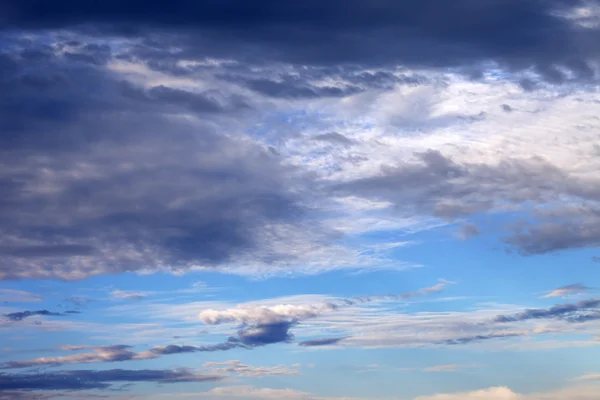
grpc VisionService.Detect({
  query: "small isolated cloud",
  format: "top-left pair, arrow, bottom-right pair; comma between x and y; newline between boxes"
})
542,284 -> 591,298
298,337 -> 347,347
573,373 -> 600,382
110,290 -> 148,301
457,222 -> 480,240
203,360 -> 300,377
592,256 -> 600,263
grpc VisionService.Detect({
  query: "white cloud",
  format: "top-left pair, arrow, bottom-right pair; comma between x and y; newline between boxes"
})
542,285 -> 592,299
413,384 -> 600,400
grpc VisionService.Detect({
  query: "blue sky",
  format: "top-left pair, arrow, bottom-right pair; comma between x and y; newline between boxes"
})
1,1 -> 600,399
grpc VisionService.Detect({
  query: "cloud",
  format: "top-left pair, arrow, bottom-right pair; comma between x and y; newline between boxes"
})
413,384 -> 600,400
542,284 -> 592,298
3,310 -> 77,322
423,363 -> 485,372
0,289 -> 43,303
0,34 -> 353,281
0,368 -> 223,391
313,132 -> 356,146
298,337 -> 347,347
1,341 -> 248,369
413,386 -> 519,400
437,332 -> 526,346
190,385 -> 368,400
199,280 -> 452,326
573,373 -> 600,381
492,298 -> 600,323
458,222 -> 480,240
110,290 -> 148,301
203,360 -> 300,377
0,345 -> 142,369
3,0 -> 599,81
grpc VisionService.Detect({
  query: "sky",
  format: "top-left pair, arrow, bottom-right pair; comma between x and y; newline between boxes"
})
1,1 -> 600,399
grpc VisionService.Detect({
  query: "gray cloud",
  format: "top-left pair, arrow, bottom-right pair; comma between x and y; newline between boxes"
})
457,222 -> 480,240
0,368 -> 223,391
0,36 -> 326,281
335,150 -> 600,254
3,0 -> 598,82
437,331 -> 525,346
298,337 -> 347,347
3,310 -> 78,322
493,298 -> 600,323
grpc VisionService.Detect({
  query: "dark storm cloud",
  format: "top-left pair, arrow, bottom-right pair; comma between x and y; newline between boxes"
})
0,368 -> 223,391
3,310 -> 74,321
298,337 -> 347,347
1,0 -> 599,80
493,298 -> 600,323
0,37 -> 320,280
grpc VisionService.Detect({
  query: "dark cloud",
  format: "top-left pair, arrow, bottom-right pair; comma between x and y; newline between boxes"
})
234,321 -> 295,346
0,37 -> 322,280
593,256 -> 600,262
493,298 -> 600,323
0,368 -> 222,391
1,0 -> 598,80
3,310 -> 72,321
501,104 -> 513,112
298,337 -> 347,347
